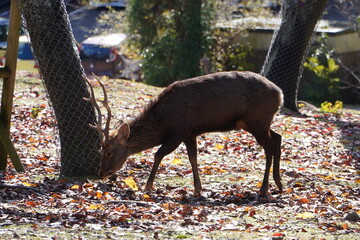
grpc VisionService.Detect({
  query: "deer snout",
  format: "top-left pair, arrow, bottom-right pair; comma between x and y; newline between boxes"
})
99,169 -> 114,179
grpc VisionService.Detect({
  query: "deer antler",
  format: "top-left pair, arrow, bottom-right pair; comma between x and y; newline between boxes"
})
83,75 -> 112,142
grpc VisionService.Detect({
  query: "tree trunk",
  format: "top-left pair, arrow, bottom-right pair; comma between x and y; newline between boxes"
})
20,0 -> 101,177
175,0 -> 203,80
261,0 -> 328,112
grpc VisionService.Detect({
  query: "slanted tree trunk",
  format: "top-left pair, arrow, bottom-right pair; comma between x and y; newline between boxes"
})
261,0 -> 328,112
20,0 -> 101,177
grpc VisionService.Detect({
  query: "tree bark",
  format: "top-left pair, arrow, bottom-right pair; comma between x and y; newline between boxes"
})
261,0 -> 328,112
20,0 -> 101,177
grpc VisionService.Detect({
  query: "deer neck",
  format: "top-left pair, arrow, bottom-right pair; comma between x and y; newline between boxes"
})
126,114 -> 163,155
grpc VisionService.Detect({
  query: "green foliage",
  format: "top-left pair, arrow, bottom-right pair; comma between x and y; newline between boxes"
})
127,0 -> 215,86
31,107 -> 41,118
208,0 -> 275,73
210,29 -> 255,72
320,100 -> 343,115
300,34 -> 341,103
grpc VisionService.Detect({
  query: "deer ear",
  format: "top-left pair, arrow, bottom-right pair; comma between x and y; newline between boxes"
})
117,123 -> 130,144
114,120 -> 124,129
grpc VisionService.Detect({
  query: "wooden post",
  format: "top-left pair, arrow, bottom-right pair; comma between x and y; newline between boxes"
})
0,0 -> 24,172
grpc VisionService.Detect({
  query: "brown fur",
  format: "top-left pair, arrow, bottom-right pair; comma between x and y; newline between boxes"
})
99,71 -> 283,199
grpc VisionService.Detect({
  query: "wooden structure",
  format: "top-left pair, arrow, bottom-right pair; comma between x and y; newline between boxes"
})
0,0 -> 25,172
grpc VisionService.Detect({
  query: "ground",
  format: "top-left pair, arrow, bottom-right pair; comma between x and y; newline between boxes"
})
0,74 -> 359,239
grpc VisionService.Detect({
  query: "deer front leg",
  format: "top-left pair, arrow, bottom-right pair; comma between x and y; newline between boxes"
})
184,137 -> 202,196
144,138 -> 181,192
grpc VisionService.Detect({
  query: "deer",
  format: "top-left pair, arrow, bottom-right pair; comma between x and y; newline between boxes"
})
84,71 -> 283,200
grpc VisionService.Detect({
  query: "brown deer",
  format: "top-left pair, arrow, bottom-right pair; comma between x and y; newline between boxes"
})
84,71 -> 283,199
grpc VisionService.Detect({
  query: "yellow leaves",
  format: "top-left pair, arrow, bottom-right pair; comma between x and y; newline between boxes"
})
123,177 -> 138,191
355,178 -> 360,184
89,204 -> 104,210
70,184 -> 80,190
162,202 -> 178,211
22,182 -> 37,187
293,182 -> 303,188
143,194 -> 151,199
320,101 -> 343,114
83,183 -> 94,188
170,158 -> 182,165
295,212 -> 315,219
215,144 -> 225,150
201,166 -> 227,175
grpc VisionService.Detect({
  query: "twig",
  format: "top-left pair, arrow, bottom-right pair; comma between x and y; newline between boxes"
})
335,57 -> 360,86
103,200 -> 156,207
0,184 -> 44,195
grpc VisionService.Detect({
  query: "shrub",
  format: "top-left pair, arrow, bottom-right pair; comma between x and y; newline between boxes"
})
209,28 -> 256,73
300,34 -> 342,104
127,0 -> 215,86
320,100 -> 343,116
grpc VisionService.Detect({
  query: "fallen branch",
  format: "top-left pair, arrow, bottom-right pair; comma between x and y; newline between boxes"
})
99,200 -> 156,207
0,184 -> 44,194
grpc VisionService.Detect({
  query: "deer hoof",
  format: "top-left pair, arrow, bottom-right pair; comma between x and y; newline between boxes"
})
256,193 -> 278,203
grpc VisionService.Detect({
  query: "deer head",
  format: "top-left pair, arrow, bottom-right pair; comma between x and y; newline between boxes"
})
84,76 -> 131,178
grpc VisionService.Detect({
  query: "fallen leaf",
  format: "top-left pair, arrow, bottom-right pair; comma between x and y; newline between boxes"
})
22,182 -> 37,187
89,204 -> 104,210
26,201 -> 36,206
170,158 -> 182,165
215,144 -> 225,150
298,198 -> 310,204
95,191 -> 103,198
273,232 -> 286,237
295,212 -> 315,219
123,177 -> 138,191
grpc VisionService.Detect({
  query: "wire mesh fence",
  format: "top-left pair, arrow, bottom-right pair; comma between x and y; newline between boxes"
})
18,0 -> 101,177
11,0 -> 327,177
261,0 -> 328,112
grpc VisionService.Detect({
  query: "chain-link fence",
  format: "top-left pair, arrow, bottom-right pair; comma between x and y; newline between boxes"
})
18,0 -> 101,177
12,0 -> 328,177
261,0 -> 328,112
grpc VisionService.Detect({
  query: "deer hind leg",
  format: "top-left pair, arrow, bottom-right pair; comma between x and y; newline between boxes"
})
249,127 -> 275,198
184,137 -> 202,196
144,137 -> 182,192
271,130 -> 282,193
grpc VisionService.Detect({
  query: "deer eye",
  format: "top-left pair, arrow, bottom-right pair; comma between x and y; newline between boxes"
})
104,151 -> 113,158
